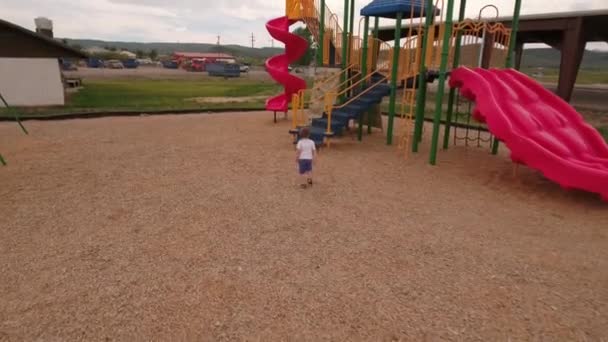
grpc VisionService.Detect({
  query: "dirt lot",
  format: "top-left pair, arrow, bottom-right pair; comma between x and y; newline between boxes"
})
1,112 -> 606,340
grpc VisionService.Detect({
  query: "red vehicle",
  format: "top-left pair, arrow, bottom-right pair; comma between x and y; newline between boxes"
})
189,58 -> 206,72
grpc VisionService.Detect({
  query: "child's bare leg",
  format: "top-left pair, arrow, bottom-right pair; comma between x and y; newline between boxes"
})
300,173 -> 308,187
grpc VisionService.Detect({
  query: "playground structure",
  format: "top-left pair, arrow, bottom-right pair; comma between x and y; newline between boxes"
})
265,0 -> 608,200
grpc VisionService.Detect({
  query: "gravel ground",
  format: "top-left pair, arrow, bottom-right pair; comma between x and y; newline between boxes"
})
1,112 -> 607,341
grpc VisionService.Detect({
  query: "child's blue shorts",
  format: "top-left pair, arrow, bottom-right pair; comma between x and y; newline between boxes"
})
298,159 -> 313,174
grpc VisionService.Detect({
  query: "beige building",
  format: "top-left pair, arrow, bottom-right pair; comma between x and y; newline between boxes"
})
0,18 -> 86,107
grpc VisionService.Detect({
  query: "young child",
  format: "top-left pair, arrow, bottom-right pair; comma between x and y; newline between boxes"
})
296,127 -> 316,188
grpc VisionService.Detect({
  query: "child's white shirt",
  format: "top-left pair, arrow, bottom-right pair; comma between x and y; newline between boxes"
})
297,139 -> 316,160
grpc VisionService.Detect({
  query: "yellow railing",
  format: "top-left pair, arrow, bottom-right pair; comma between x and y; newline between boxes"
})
313,64 -> 357,91
291,93 -> 305,129
298,0 -> 345,66
397,88 -> 417,159
317,75 -> 387,144
450,19 -> 512,69
324,92 -> 337,139
370,38 -> 394,75
286,0 -> 315,20
332,74 -> 388,109
290,68 -> 363,131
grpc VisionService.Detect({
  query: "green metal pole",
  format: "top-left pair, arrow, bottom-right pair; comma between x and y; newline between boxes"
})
358,16 -> 370,142
372,17 -> 380,72
348,0 -> 356,93
368,17 -> 379,135
340,0 -> 349,102
360,17 -> 370,86
443,0 -> 467,150
318,0 -> 326,66
373,16 -> 379,36
412,0 -> 434,152
386,12 -> 402,145
428,0 -> 455,165
349,0 -> 355,47
492,0 -> 522,155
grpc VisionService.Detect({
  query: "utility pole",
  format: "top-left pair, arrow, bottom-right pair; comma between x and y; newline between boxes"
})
269,39 -> 274,48
250,33 -> 255,48
216,35 -> 221,57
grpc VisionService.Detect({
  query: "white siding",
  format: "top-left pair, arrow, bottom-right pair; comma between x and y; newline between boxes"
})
0,58 -> 64,107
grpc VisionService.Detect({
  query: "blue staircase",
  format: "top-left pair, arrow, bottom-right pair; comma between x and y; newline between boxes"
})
306,73 -> 391,145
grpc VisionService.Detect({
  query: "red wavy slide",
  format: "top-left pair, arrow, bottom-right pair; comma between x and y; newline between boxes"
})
449,67 -> 608,201
265,16 -> 308,113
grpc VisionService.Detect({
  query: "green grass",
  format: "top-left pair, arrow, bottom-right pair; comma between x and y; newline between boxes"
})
1,78 -> 283,117
597,126 -> 608,143
521,68 -> 608,85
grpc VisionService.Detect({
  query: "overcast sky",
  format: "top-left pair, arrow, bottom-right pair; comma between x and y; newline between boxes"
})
3,0 -> 607,49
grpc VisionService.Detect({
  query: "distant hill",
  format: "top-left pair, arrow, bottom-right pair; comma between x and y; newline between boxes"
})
64,38 -> 284,61
522,48 -> 608,69
64,39 -> 608,69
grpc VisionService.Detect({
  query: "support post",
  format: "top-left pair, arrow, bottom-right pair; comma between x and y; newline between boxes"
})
557,17 -> 585,102
493,0 -> 522,154
358,16 -> 370,142
386,12 -> 402,145
514,41 -> 524,70
340,0 -> 349,102
481,32 -> 495,69
412,0 -> 435,152
443,0 -> 467,150
318,0 -> 326,66
428,0 -> 455,165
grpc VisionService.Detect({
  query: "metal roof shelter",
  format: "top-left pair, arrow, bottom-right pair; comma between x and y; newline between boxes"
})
375,9 -> 608,102
360,0 -> 438,18
0,19 -> 87,58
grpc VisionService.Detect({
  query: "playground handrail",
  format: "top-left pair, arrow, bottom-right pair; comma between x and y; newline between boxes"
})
329,76 -> 388,111
331,72 -> 385,101
313,64 -> 357,91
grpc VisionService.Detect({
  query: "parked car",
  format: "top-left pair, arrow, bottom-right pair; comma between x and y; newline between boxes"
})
87,57 -> 104,68
122,59 -> 139,69
136,58 -> 155,66
207,62 -> 240,78
59,59 -> 78,71
188,58 -> 206,72
162,60 -> 179,69
239,64 -> 250,73
105,60 -> 124,69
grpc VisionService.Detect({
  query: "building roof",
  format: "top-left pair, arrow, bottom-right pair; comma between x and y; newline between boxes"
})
0,18 -> 87,58
173,52 -> 235,59
375,9 -> 608,42
360,0 -> 439,19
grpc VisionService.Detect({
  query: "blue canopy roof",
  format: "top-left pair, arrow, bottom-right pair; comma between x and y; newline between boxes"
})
360,0 -> 439,19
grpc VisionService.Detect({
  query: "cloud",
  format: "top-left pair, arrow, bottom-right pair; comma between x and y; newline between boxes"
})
1,0 -> 606,48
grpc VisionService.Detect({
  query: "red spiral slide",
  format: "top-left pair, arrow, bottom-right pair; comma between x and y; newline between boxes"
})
449,67 -> 608,200
265,16 -> 308,114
